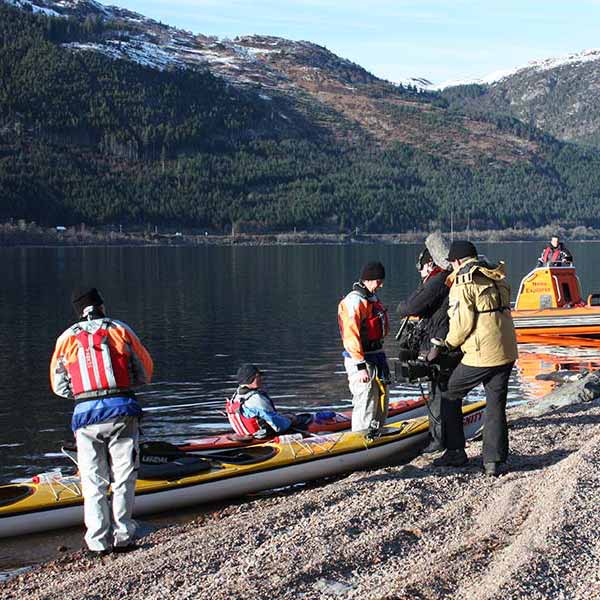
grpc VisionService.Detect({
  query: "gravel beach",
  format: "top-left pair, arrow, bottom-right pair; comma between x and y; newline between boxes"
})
2,383 -> 600,600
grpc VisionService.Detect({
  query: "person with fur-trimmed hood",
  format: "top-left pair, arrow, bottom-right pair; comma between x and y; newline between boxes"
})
397,231 -> 458,453
431,241 -> 518,476
338,261 -> 390,433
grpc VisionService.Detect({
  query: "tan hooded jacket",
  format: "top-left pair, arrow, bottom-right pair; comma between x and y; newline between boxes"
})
446,258 -> 518,367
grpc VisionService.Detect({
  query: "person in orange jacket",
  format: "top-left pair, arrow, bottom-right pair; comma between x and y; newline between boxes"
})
50,287 -> 153,557
338,261 -> 390,432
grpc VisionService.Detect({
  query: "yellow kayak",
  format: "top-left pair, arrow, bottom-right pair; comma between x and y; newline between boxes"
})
0,402 -> 485,538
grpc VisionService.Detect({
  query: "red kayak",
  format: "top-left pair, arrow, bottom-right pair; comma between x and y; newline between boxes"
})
180,397 -> 428,451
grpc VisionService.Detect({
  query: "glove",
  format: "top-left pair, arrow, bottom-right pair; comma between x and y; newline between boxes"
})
430,337 -> 446,348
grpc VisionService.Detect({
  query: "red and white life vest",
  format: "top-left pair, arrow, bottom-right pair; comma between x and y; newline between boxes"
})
541,246 -> 562,264
362,297 -> 389,343
225,390 -> 263,436
352,290 -> 389,350
67,320 -> 132,397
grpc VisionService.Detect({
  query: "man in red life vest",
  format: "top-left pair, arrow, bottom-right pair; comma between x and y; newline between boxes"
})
538,235 -> 573,266
226,364 -> 292,438
50,288 -> 153,557
338,261 -> 390,432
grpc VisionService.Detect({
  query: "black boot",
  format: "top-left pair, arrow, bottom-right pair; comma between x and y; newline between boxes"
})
432,448 -> 468,467
422,440 -> 444,454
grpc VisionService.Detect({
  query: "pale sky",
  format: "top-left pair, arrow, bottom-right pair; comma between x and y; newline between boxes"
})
103,0 -> 600,86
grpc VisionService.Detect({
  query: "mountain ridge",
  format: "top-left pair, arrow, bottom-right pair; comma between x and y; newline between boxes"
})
6,0 -> 539,162
3,0 -> 600,233
443,48 -> 600,148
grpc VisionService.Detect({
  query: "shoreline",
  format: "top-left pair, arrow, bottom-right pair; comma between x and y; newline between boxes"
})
2,378 -> 600,599
3,221 -> 600,248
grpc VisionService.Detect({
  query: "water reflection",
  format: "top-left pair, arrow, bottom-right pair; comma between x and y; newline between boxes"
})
3,242 -> 600,480
516,340 -> 600,398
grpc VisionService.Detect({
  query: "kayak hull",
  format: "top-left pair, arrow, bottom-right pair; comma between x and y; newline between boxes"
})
0,403 -> 485,539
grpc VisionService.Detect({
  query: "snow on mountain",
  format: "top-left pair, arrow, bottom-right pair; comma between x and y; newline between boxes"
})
63,39 -> 189,71
2,0 -> 379,92
6,0 -> 60,15
436,68 -> 516,90
393,76 -> 435,91
8,0 -> 600,99
524,48 -> 600,75
440,49 -> 600,90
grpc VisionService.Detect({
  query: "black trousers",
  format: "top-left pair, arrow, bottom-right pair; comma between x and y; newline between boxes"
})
442,362 -> 514,463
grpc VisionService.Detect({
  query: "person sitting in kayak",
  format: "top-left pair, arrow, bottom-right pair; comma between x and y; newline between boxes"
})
226,364 -> 293,438
537,235 -> 573,266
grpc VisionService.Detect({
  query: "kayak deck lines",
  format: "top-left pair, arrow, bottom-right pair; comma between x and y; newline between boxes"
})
0,403 -> 485,539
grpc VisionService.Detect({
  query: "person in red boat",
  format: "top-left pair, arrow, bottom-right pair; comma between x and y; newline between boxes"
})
538,235 -> 573,266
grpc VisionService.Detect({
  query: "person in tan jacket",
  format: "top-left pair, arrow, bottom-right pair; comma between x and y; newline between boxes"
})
431,241 -> 518,476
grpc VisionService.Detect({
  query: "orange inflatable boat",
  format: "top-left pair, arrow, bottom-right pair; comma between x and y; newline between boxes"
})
512,265 -> 600,341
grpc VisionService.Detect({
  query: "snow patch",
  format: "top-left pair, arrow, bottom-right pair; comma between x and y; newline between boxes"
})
237,46 -> 279,56
393,76 -> 435,92
63,39 -> 188,71
440,48 -> 600,89
6,0 -> 61,16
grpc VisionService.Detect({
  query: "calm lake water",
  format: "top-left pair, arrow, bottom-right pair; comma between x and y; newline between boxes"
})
3,241 -> 600,481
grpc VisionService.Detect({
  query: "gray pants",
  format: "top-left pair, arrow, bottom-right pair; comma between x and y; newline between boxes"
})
345,359 -> 389,432
76,416 -> 139,551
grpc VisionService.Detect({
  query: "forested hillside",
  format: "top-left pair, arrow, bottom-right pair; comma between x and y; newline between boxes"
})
3,1 -> 600,233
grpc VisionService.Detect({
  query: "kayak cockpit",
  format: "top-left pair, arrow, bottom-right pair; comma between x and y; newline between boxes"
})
0,485 -> 33,508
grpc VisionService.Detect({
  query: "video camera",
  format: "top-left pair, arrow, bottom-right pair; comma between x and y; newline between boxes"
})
395,346 -> 436,383
395,338 -> 462,384
395,358 -> 435,383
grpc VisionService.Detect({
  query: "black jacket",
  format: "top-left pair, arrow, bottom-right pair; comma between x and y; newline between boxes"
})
397,269 -> 452,355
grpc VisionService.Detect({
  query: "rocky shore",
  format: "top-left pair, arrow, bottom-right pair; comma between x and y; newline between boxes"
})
2,379 -> 600,599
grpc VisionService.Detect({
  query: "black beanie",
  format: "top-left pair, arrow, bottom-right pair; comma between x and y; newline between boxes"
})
237,363 -> 261,385
360,261 -> 385,281
71,287 -> 104,317
447,241 -> 478,261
